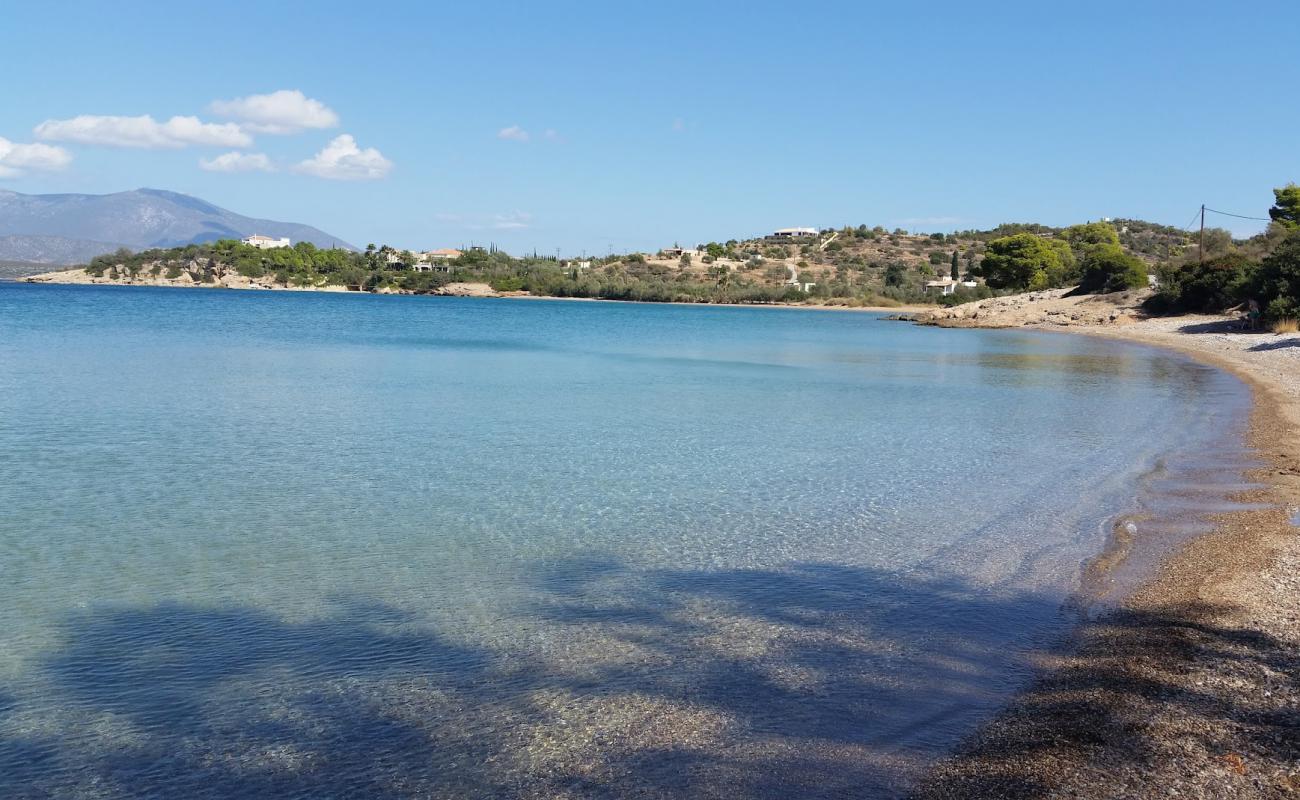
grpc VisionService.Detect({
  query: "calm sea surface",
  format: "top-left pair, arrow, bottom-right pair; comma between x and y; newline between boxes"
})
0,283 -> 1255,798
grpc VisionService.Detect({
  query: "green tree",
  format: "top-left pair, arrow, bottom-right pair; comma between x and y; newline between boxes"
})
950,250 -> 960,281
1191,227 -> 1233,261
980,234 -> 1074,290
1269,183 -> 1300,230
1077,244 -> 1148,293
1062,222 -> 1120,257
883,262 -> 908,287
1150,253 -> 1255,313
1253,228 -> 1300,319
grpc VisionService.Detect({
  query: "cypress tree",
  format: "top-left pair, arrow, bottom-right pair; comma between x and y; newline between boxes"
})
950,250 -> 960,281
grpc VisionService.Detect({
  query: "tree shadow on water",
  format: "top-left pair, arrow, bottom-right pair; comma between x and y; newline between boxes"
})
1,561 -> 1295,799
0,602 -> 517,799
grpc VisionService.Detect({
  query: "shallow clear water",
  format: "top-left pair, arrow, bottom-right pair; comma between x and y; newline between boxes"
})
0,284 -> 1254,798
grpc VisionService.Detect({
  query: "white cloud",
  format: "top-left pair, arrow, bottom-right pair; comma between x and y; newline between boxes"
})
294,134 -> 391,180
209,89 -> 339,134
199,151 -> 275,173
0,136 -> 72,177
34,114 -> 251,149
493,211 -> 532,230
436,211 -> 533,231
497,125 -> 530,142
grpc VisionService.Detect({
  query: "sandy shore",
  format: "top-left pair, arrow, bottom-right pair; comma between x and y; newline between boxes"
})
913,313 -> 1300,798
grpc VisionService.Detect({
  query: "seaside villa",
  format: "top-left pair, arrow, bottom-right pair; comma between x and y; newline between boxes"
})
241,234 -> 291,249
412,249 -> 462,273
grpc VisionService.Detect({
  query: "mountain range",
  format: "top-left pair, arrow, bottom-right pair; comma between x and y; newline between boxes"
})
0,188 -> 354,268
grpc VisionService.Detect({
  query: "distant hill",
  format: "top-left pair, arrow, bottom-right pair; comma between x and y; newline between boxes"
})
0,259 -> 54,281
0,188 -> 355,265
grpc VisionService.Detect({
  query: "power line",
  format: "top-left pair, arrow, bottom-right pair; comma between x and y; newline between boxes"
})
1180,208 -> 1204,232
1204,206 -> 1272,222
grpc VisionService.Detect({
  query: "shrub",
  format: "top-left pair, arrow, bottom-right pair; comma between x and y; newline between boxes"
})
490,276 -> 525,292
1271,318 -> 1299,334
1077,244 -> 1148,293
1253,229 -> 1300,321
883,262 -> 908,287
1147,253 -> 1254,313
937,284 -> 994,306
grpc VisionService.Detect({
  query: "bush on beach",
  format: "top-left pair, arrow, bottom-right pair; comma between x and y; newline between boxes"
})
1145,228 -> 1300,322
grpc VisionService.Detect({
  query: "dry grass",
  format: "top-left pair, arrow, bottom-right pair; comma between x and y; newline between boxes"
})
1271,318 -> 1299,334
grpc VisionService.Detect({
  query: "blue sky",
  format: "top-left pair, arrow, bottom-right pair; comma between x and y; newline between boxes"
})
2,0 -> 1296,253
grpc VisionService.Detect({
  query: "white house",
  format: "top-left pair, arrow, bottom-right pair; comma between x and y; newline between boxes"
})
241,234 -> 291,249
769,227 -> 819,240
925,278 -> 979,295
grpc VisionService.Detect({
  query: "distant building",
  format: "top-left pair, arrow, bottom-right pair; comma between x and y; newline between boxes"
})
661,247 -> 702,258
768,227 -> 819,241
423,248 -> 462,261
413,262 -> 452,273
925,278 -> 979,295
241,234 -> 291,249
411,249 -> 461,273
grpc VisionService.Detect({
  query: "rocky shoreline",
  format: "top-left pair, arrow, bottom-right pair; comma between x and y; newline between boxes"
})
20,268 -> 510,298
909,286 -> 1150,328
912,312 -> 1300,798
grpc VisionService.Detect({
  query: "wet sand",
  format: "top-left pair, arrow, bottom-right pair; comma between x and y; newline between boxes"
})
912,316 -> 1300,799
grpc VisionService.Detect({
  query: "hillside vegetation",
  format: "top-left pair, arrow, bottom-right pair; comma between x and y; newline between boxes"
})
1145,184 -> 1300,323
38,186 -> 1300,319
54,215 -> 1197,307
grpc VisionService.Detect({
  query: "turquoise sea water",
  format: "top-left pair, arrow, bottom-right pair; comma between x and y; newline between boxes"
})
0,284 -> 1255,798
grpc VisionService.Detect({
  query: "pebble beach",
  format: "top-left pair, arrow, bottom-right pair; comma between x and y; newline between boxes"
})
914,311 -> 1300,799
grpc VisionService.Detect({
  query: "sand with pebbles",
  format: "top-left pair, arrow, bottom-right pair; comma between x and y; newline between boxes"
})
913,308 -> 1300,798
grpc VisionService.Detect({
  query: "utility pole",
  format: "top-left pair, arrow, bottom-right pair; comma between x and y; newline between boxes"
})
1199,204 -> 1206,265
